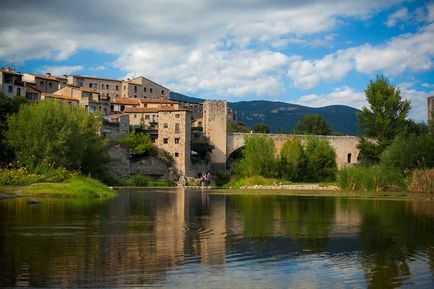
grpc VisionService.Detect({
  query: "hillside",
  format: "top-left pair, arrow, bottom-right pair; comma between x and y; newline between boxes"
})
170,92 -> 361,135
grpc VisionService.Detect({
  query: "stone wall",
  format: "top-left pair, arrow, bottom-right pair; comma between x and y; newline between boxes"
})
109,144 -> 172,178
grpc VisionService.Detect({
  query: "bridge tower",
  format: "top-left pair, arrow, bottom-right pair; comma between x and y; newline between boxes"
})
203,100 -> 227,171
428,96 -> 434,123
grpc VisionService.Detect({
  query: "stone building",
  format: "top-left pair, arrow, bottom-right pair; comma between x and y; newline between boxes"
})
0,68 -> 25,98
22,73 -> 60,93
54,85 -> 110,114
67,75 -> 123,99
122,76 -> 169,99
40,93 -> 80,107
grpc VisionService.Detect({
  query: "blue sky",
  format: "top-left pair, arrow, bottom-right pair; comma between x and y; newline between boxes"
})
1,0 -> 433,121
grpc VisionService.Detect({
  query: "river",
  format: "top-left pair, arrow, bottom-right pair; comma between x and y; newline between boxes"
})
0,188 -> 433,288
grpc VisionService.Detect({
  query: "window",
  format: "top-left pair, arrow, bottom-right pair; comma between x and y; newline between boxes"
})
8,86 -> 12,93
121,105 -> 125,111
145,115 -> 150,120
161,90 -> 164,95
175,138 -> 180,144
175,123 -> 180,133
150,88 -> 153,93
48,82 -> 52,88
101,84 -> 104,89
144,87 -> 146,92
110,104 -> 114,111
134,95 -> 137,98
174,152 -> 179,157
175,113 -> 180,118
347,153 -> 352,163
124,85 -> 126,90
77,82 -> 84,87
106,84 -> 109,89
40,81 -> 44,85
16,87 -> 21,96
163,138 -> 169,144
163,123 -> 168,128
134,114 -> 137,118
134,86 -> 137,93
116,85 -> 119,91
89,83 -> 93,88
93,83 -> 97,88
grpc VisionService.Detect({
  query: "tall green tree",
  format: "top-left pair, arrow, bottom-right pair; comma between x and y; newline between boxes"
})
304,137 -> 337,182
5,99 -> 109,177
235,135 -> 277,177
253,123 -> 270,133
357,75 -> 411,164
279,135 -> 307,181
294,114 -> 332,135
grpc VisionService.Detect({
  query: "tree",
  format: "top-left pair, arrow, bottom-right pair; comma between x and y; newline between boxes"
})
227,120 -> 250,133
253,123 -> 270,133
5,99 -> 109,177
357,75 -> 411,164
294,114 -> 332,135
235,135 -> 277,177
120,130 -> 157,156
279,135 -> 307,181
0,92 -> 27,164
304,137 -> 337,182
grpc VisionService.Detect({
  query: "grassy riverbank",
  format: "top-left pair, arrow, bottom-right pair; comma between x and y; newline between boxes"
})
0,168 -> 116,198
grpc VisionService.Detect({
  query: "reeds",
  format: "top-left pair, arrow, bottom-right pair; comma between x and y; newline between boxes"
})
408,169 -> 434,193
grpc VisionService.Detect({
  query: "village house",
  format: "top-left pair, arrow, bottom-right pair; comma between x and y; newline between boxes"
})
122,76 -> 169,99
22,73 -> 61,93
0,68 -> 26,98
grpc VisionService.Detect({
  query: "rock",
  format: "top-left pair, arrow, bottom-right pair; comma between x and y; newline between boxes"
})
27,199 -> 39,204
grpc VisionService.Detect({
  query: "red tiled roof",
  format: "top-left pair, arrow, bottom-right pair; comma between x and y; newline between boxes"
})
139,98 -> 178,104
111,97 -> 141,105
42,93 -> 79,102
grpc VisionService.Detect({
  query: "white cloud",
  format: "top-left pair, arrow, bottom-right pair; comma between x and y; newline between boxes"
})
288,23 -> 434,89
295,86 -> 432,122
295,87 -> 366,108
386,7 -> 409,27
422,83 -> 434,88
39,65 -> 83,76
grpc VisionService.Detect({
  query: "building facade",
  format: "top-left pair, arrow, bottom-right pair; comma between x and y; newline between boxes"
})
0,68 -> 26,98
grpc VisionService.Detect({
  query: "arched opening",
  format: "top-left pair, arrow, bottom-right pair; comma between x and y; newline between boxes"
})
226,147 -> 245,173
347,153 -> 352,163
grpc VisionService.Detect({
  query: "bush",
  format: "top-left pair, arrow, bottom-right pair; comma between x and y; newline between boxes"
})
224,176 -> 291,189
279,135 -> 307,181
5,100 -> 109,177
0,166 -> 78,186
120,130 -> 157,156
235,135 -> 278,178
122,175 -> 174,187
305,137 -> 337,182
338,166 -> 406,192
408,169 -> 434,193
380,134 -> 434,170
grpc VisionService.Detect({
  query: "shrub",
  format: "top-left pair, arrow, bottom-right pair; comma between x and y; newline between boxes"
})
224,176 -> 291,189
305,137 -> 337,182
279,135 -> 307,181
338,166 -> 406,192
120,130 -> 157,156
380,134 -> 434,170
122,175 -> 174,187
408,169 -> 434,193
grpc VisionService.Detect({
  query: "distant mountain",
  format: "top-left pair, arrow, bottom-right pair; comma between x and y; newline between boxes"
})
169,92 -> 361,135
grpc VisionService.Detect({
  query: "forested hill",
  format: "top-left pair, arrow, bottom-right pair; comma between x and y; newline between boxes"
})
170,92 -> 361,135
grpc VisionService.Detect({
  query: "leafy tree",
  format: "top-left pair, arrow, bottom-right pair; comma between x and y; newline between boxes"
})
294,114 -> 332,135
120,130 -> 157,156
227,120 -> 250,133
304,137 -> 337,182
380,134 -> 434,170
235,135 -> 277,177
0,92 -> 27,164
357,75 -> 411,163
5,99 -> 109,177
253,123 -> 270,133
279,135 -> 307,181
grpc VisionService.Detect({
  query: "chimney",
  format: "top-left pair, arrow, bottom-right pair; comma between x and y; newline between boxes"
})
46,72 -> 51,77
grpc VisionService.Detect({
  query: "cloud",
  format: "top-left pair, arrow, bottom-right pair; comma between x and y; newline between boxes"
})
39,65 -> 83,76
295,87 -> 367,108
386,7 -> 409,27
288,23 -> 434,89
295,86 -> 432,122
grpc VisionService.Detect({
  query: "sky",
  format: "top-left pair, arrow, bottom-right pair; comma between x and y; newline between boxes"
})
1,0 -> 433,121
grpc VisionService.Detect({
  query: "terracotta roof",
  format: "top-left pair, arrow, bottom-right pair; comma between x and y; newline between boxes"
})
110,113 -> 129,119
0,68 -> 21,75
27,73 -> 60,81
42,93 -> 79,102
65,85 -> 100,93
124,107 -> 160,113
111,97 -> 141,105
139,98 -> 178,104
70,75 -> 122,82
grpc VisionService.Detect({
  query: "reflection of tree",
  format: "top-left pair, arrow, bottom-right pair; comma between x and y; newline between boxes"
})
231,195 -> 274,240
358,199 -> 434,289
279,197 -> 335,253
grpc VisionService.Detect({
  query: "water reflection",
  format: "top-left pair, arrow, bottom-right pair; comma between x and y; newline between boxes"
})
0,189 -> 433,288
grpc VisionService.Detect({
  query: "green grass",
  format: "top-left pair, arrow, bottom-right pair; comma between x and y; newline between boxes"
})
224,176 -> 293,189
0,176 -> 116,198
122,175 -> 175,187
338,165 -> 406,192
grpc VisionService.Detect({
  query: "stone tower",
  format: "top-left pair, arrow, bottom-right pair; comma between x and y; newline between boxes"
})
428,96 -> 434,123
203,100 -> 227,171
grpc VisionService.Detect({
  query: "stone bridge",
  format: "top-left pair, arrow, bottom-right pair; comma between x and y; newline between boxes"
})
226,133 -> 360,168
202,100 -> 361,172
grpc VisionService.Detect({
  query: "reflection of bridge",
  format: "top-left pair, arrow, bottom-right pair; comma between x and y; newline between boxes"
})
227,133 -> 360,167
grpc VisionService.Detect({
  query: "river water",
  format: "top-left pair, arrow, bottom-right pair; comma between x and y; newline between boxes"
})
0,188 -> 433,288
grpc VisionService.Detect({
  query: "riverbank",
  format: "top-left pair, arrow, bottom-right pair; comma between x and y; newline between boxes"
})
0,176 -> 116,199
